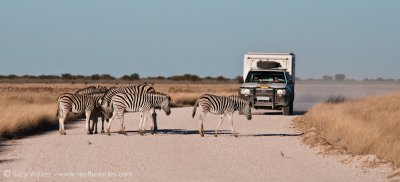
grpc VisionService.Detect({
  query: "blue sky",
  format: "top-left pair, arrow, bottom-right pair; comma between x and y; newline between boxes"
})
0,0 -> 399,79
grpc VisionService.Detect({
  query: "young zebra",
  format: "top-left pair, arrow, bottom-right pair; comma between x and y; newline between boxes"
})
192,94 -> 252,137
57,93 -> 104,135
101,83 -> 158,132
106,92 -> 171,136
75,85 -> 108,95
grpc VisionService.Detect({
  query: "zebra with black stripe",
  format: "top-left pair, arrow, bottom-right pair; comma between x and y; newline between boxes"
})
101,83 -> 158,131
106,92 -> 171,136
75,85 -> 109,134
192,94 -> 252,137
75,85 -> 108,95
57,93 -> 104,135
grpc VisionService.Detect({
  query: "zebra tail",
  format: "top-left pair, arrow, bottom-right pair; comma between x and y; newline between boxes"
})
56,102 -> 59,117
192,98 -> 199,118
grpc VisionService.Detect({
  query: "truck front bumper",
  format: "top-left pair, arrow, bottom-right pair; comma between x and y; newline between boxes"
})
240,88 -> 290,109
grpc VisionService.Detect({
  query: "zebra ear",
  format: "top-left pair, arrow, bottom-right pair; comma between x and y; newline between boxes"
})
98,98 -> 103,105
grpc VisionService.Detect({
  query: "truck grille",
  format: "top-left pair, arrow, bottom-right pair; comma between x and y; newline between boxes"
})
255,89 -> 274,96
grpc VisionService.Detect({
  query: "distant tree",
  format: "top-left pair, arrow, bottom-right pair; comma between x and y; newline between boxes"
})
322,75 -> 333,81
235,76 -> 244,83
120,73 -> 140,80
376,77 -> 384,81
22,75 -> 36,79
334,74 -> 346,81
38,75 -> 60,79
216,76 -> 227,81
148,76 -> 166,80
61,73 -> 73,79
168,74 -> 200,82
130,73 -> 140,80
100,74 -> 115,80
8,74 -> 19,79
90,74 -> 100,80
295,77 -> 301,81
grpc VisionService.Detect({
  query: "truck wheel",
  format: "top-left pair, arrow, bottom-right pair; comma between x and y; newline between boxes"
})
282,106 -> 290,116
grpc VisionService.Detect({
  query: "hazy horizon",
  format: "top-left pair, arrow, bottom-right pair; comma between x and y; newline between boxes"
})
1,0 -> 399,80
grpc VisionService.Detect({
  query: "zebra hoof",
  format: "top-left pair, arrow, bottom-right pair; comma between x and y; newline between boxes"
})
101,130 -> 105,134
214,134 -> 218,137
94,131 -> 98,134
60,131 -> 66,135
118,130 -> 126,135
233,134 -> 238,137
200,133 -> 204,137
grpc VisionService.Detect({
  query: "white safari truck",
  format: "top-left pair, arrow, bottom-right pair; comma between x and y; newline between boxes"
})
239,52 -> 295,115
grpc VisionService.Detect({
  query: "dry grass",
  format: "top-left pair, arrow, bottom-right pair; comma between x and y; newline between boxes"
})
294,92 -> 400,167
0,83 -> 240,137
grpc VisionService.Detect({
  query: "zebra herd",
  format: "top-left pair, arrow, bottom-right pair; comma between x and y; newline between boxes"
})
57,84 -> 252,137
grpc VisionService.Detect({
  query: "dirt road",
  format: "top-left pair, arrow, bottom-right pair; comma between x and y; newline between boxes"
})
0,107 -> 387,181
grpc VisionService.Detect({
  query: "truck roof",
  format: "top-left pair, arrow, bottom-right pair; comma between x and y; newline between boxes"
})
246,52 -> 294,56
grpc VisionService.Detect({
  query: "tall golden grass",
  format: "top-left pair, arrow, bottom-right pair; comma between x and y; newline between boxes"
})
0,83 -> 240,137
294,92 -> 400,167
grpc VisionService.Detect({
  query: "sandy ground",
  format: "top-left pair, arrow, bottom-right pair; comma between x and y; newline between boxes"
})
0,107 -> 388,182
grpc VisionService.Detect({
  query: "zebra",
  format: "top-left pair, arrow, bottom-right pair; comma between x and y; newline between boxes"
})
75,85 -> 108,95
106,92 -> 171,136
192,94 -> 252,137
75,85 -> 109,134
100,83 -> 158,132
57,93 -> 104,135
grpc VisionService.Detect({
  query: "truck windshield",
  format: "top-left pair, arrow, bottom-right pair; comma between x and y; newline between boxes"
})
245,71 -> 286,83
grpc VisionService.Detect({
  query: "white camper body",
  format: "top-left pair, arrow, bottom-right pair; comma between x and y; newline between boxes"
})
243,52 -> 295,81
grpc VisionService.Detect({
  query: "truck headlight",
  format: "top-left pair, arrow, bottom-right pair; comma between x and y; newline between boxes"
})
240,88 -> 251,95
277,89 -> 287,95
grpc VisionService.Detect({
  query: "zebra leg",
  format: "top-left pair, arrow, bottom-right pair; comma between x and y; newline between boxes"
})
228,114 -> 237,137
118,113 -> 126,135
93,115 -> 98,134
214,115 -> 224,137
101,114 -> 105,134
198,112 -> 206,137
141,111 -> 150,136
85,111 -> 92,135
138,112 -> 145,136
58,104 -> 67,135
107,110 -> 118,135
150,110 -> 156,135
151,108 -> 158,133
59,115 -> 67,135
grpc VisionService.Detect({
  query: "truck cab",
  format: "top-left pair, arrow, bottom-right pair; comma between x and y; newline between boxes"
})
239,52 -> 295,115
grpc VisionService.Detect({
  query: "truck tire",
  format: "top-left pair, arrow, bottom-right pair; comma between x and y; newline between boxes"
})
282,106 -> 290,116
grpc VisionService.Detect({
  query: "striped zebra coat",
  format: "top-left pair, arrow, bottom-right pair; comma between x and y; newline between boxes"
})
100,83 -> 155,119
101,83 -> 159,132
57,93 -> 104,135
192,94 -> 252,137
75,85 -> 108,95
75,85 -> 109,134
107,92 -> 171,136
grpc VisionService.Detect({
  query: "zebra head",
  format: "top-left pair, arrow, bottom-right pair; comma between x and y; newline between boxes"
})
96,85 -> 108,93
153,93 -> 171,116
161,95 -> 171,116
232,95 -> 252,120
243,100 -> 252,120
